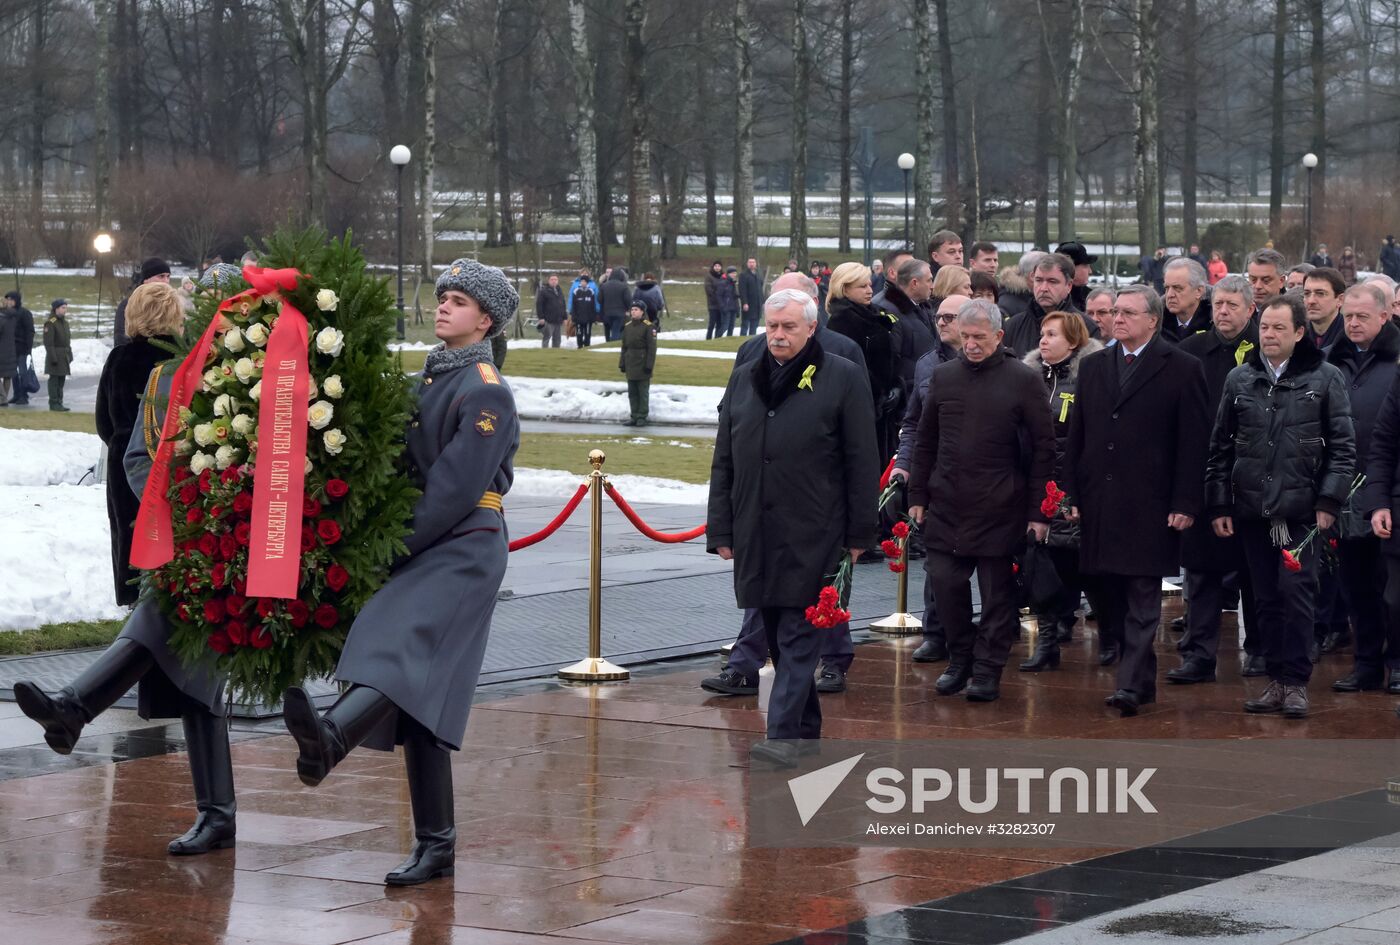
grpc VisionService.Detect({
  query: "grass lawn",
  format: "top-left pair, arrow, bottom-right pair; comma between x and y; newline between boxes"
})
397,346 -> 733,388
591,334 -> 751,352
0,408 -> 97,434
515,433 -> 713,483
0,619 -> 122,656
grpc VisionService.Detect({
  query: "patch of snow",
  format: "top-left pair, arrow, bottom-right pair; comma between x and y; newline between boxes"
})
30,338 -> 113,378
512,468 -> 709,505
0,429 -> 103,486
0,483 -> 127,630
508,377 -> 723,425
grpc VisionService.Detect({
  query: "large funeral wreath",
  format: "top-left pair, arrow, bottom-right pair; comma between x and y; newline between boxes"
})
145,229 -> 418,706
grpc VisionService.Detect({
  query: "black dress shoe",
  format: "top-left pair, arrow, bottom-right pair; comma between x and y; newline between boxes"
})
1019,641 -> 1061,672
1098,645 -> 1120,667
1169,615 -> 1186,633
815,666 -> 847,694
912,639 -> 948,663
750,740 -> 801,768
385,840 -> 455,886
935,664 -> 972,695
965,677 -> 1000,702
1166,661 -> 1217,684
1320,631 -> 1352,654
701,668 -> 759,696
1388,671 -> 1400,695
1105,690 -> 1140,717
1241,653 -> 1268,677
1331,671 -> 1384,693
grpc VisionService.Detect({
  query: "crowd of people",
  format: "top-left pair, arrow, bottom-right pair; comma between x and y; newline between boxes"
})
705,230 -> 1400,765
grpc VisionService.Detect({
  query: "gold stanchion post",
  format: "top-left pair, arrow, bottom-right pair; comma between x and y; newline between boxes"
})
559,450 -> 630,682
869,534 -> 923,635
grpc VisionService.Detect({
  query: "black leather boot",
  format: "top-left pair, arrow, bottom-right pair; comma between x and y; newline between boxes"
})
14,638 -> 154,754
169,707 -> 237,855
385,722 -> 456,886
283,685 -> 394,787
1019,635 -> 1061,672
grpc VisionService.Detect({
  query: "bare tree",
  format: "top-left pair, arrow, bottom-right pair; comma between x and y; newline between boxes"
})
933,0 -> 960,232
1038,0 -> 1085,239
93,0 -> 112,269
788,0 -> 810,263
1132,0 -> 1161,255
913,0 -> 937,253
1181,0 -> 1200,245
1308,0 -> 1326,215
731,0 -> 756,259
1269,0 -> 1286,235
568,0 -> 604,276
623,0 -> 653,272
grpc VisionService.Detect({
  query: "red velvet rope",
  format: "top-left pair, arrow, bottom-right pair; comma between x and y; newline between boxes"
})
604,482 -> 707,543
507,483 -> 590,552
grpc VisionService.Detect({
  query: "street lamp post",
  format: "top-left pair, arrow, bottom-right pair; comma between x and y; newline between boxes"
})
1302,152 -> 1318,262
390,144 -> 413,341
897,152 -> 915,251
93,232 -> 113,339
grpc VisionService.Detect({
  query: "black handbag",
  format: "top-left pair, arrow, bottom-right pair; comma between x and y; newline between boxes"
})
1015,539 -> 1065,610
15,357 -> 39,396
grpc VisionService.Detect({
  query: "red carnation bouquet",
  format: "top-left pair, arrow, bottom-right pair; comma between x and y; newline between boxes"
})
805,554 -> 853,629
1282,474 -> 1365,572
1040,480 -> 1071,519
880,520 -> 912,573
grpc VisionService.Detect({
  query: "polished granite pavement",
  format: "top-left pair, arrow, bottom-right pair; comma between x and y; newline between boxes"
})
3,605 -> 1400,944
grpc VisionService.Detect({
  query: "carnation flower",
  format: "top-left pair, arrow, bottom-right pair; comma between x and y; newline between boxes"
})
249,380 -> 262,401
323,375 -> 344,398
234,357 -> 257,384
223,326 -> 246,353
215,445 -> 238,470
190,451 -> 216,475
315,326 -> 345,356
193,423 -> 217,447
323,428 -> 347,455
245,322 -> 268,346
288,600 -> 310,628
249,626 -> 273,649
207,631 -> 231,654
307,400 -> 334,430
213,394 -> 234,417
316,289 -> 339,312
231,414 -> 254,435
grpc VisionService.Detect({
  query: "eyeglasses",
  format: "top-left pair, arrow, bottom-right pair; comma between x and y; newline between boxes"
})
1110,307 -> 1151,318
936,313 -> 957,323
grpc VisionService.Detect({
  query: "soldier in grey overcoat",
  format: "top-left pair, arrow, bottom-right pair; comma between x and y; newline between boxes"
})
13,363 -> 234,856
282,259 -> 520,887
707,288 -> 878,768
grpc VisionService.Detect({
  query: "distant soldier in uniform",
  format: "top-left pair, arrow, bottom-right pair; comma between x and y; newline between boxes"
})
282,259 -> 519,886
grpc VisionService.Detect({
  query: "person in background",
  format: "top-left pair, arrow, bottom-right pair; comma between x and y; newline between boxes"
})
1380,236 -> 1400,281
1085,287 -> 1116,342
534,274 -> 566,349
869,259 -> 887,297
719,267 -> 741,336
597,266 -> 632,342
1207,250 -> 1228,285
0,295 -> 15,405
6,291 -> 35,405
810,260 -> 831,316
826,261 -> 902,469
1303,267 -> 1347,350
927,230 -> 965,277
114,257 -> 173,346
1054,240 -> 1097,311
705,260 -> 726,340
566,267 -> 591,317
619,300 -> 657,426
930,266 -> 972,309
1286,263 -> 1316,292
1247,248 -> 1288,316
1338,247 -> 1359,285
571,274 -> 598,347
634,272 -> 666,332
968,241 -> 1000,276
43,299 -> 73,412
970,270 -> 999,306
739,258 -> 766,335
1309,243 -> 1335,269
1159,258 -> 1213,344
1189,244 -> 1209,270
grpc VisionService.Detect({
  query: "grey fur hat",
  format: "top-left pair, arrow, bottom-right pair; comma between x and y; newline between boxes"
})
199,263 -> 243,290
435,258 -> 519,337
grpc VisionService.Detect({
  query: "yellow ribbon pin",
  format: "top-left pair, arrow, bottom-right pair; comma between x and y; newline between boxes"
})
1235,340 -> 1255,366
1058,392 -> 1075,422
798,365 -> 816,391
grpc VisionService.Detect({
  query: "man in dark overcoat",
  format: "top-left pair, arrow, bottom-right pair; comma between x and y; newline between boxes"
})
1170,275 -> 1261,683
1064,284 -> 1211,716
707,287 -> 877,768
283,259 -> 519,886
908,299 -> 1056,703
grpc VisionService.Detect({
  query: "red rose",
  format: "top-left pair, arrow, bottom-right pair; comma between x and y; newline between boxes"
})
203,599 -> 224,622
221,467 -> 240,484
303,497 -> 322,518
211,563 -> 227,588
179,484 -> 198,506
209,505 -> 224,520
207,631 -> 231,654
256,598 -> 277,618
232,576 -> 247,595
225,594 -> 248,616
317,519 -> 342,545
186,508 -> 204,525
288,600 -> 310,628
325,479 -> 349,499
235,521 -> 252,546
199,470 -> 214,494
300,529 -> 317,553
173,466 -> 191,482
226,621 -> 248,645
220,534 -> 239,560
250,626 -> 274,649
313,603 -> 339,628
233,492 -> 253,514
325,563 -> 349,592
199,533 -> 218,557
167,581 -> 179,594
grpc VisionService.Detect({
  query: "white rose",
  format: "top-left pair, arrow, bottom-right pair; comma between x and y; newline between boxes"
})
322,428 -> 347,455
215,445 -> 238,470
223,326 -> 245,353
174,439 -> 193,456
249,381 -> 262,401
189,451 -> 215,475
231,414 -> 255,435
315,326 -> 344,357
305,456 -> 314,475
307,377 -> 318,400
213,394 -> 234,417
234,357 -> 257,384
203,368 -> 221,390
316,289 -> 339,312
322,374 -> 344,398
307,400 -> 334,430
245,323 -> 268,346
193,423 -> 217,447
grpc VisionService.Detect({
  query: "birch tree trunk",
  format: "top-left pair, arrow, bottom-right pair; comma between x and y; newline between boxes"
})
1056,0 -> 1085,239
93,0 -> 112,261
488,0 -> 514,245
1182,0 -> 1199,245
623,0 -> 653,273
933,0 -> 960,232
912,0 -> 937,254
788,0 -> 810,264
1132,0 -> 1160,257
837,0 -> 854,253
1309,0 -> 1326,217
414,6 -> 438,278
730,0 -> 756,258
1269,0 -> 1286,235
699,59 -> 718,247
29,0 -> 48,225
568,0 -> 603,276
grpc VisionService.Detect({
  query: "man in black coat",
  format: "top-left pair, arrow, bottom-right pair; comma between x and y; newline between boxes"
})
1304,267 -> 1347,351
874,258 -> 936,396
5,291 -> 35,405
597,267 -> 633,342
113,257 -> 172,346
908,299 -> 1056,703
1327,283 -> 1400,694
1065,285 -> 1211,716
1159,258 -> 1213,344
707,288 -> 878,768
1055,241 -> 1097,312
1206,294 -> 1355,719
534,275 -> 567,348
1170,275 -> 1262,683
1002,253 -> 1096,357
738,258 -> 765,335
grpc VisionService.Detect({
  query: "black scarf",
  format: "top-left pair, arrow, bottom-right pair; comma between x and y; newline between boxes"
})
752,335 -> 825,410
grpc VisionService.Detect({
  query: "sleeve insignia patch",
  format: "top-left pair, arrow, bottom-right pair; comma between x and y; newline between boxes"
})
477,362 -> 500,384
475,409 -> 498,436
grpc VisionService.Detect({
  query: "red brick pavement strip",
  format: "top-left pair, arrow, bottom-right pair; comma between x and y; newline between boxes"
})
0,603 -> 1392,944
